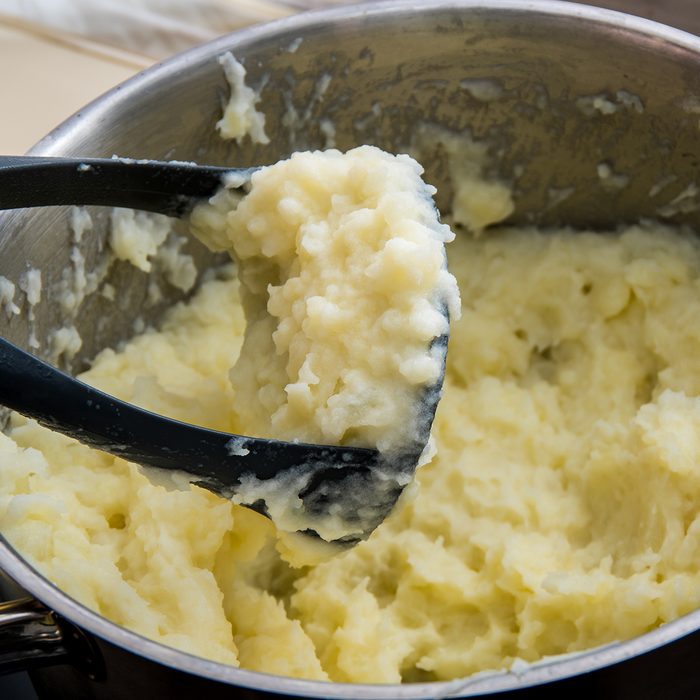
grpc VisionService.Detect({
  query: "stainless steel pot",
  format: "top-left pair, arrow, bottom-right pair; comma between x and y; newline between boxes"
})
3,1 -> 700,697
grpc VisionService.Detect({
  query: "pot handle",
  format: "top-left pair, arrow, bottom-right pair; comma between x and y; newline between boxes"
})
0,596 -> 103,679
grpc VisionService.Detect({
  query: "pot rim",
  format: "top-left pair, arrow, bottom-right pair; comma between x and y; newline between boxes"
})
4,0 -> 700,697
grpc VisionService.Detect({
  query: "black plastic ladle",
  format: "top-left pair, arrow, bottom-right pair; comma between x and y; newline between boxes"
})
0,335 -> 385,543
0,155 -> 254,217
0,155 -> 444,544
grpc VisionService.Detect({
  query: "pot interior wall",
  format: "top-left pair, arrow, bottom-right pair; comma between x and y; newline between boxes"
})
1,5 -> 700,370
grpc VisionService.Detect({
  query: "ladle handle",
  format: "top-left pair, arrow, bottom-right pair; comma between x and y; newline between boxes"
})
0,337 -> 379,495
0,156 -> 238,217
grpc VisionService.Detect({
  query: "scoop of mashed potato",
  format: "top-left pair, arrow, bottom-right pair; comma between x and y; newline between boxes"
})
191,146 -> 459,455
189,146 -> 459,543
4,165 -> 700,682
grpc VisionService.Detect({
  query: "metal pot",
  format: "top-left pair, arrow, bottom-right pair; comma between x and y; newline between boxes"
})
3,1 -> 700,697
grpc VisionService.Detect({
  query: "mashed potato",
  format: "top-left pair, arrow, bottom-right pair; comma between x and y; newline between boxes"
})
189,146 -> 459,542
4,162 -> 700,682
191,147 -> 457,454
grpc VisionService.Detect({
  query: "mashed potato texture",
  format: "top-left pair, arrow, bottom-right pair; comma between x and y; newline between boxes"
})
217,53 -> 269,146
4,183 -> 700,681
192,146 -> 457,454
189,146 -> 458,542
